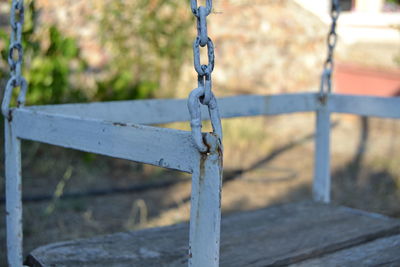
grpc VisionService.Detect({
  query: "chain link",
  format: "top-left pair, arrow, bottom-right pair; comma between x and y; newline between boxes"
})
190,0 -> 212,16
3,0 -> 27,119
193,37 -> 214,77
320,0 -> 340,95
188,0 -> 222,152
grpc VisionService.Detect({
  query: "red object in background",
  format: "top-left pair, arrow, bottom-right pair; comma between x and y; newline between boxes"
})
334,63 -> 400,97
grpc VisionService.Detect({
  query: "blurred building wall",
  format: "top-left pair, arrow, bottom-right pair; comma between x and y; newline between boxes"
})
355,0 -> 384,12
295,0 -> 400,43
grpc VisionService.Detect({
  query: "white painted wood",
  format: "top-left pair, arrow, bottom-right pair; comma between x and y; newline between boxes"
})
26,94 -> 400,123
313,101 -> 331,203
330,94 -> 400,118
5,120 -> 23,267
8,92 -> 400,267
189,134 -> 223,267
11,109 -> 200,173
26,93 -> 318,125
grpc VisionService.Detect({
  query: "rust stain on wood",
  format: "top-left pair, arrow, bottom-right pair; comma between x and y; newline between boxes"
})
113,122 -> 127,127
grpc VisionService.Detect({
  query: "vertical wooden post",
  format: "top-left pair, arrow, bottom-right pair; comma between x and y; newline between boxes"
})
313,101 -> 331,203
5,120 -> 23,267
189,134 -> 223,267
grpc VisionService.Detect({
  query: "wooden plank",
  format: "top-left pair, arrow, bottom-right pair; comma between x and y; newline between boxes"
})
313,104 -> 331,203
189,134 -> 223,267
330,94 -> 400,118
25,94 -> 400,124
26,93 -> 318,125
291,234 -> 400,267
26,201 -> 400,267
4,120 -> 23,267
11,109 -> 199,173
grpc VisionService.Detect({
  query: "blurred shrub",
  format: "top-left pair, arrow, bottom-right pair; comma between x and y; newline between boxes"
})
0,1 -> 87,105
96,0 -> 193,99
0,0 -> 193,105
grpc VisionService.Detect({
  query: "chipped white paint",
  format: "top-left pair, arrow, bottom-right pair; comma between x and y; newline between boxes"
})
12,108 -> 199,173
313,98 -> 331,203
5,92 -> 400,266
189,134 -> 222,267
5,120 -> 23,267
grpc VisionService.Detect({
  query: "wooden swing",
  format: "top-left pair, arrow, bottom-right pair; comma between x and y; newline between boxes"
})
3,0 -> 400,266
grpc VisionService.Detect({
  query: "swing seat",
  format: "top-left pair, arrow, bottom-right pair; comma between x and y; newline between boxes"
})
26,201 -> 400,267
8,92 -> 400,267
6,1 -> 400,265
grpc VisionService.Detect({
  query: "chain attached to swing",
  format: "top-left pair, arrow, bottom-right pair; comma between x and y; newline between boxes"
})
188,0 -> 222,152
320,0 -> 340,96
2,0 -> 28,120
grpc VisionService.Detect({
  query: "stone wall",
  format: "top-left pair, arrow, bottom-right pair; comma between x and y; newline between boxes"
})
33,0 -> 327,97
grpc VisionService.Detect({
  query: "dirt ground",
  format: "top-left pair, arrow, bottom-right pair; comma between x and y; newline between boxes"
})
1,113 -> 400,266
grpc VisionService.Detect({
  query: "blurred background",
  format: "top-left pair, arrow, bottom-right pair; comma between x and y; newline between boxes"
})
0,0 -> 399,265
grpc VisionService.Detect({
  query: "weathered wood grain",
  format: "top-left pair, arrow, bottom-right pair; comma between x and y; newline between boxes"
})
12,109 -> 200,173
26,201 -> 400,267
291,234 -> 400,267
26,93 -> 318,125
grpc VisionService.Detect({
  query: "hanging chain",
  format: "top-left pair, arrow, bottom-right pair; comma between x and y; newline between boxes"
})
188,0 -> 222,152
2,0 -> 28,120
320,0 -> 340,95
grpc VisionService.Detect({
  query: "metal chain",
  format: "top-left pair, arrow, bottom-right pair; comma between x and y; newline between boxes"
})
2,0 -> 28,120
320,0 -> 340,95
188,0 -> 222,152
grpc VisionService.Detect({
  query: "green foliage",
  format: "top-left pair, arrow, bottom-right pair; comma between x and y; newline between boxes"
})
97,0 -> 193,99
94,70 -> 158,101
0,0 -> 87,105
386,0 -> 400,5
0,0 -> 193,105
26,26 -> 87,104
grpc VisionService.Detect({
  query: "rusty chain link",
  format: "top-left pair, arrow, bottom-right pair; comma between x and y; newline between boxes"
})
320,0 -> 340,95
2,0 -> 28,119
188,0 -> 222,152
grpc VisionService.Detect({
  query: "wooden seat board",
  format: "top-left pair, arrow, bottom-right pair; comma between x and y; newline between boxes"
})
26,201 -> 400,267
291,234 -> 400,267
